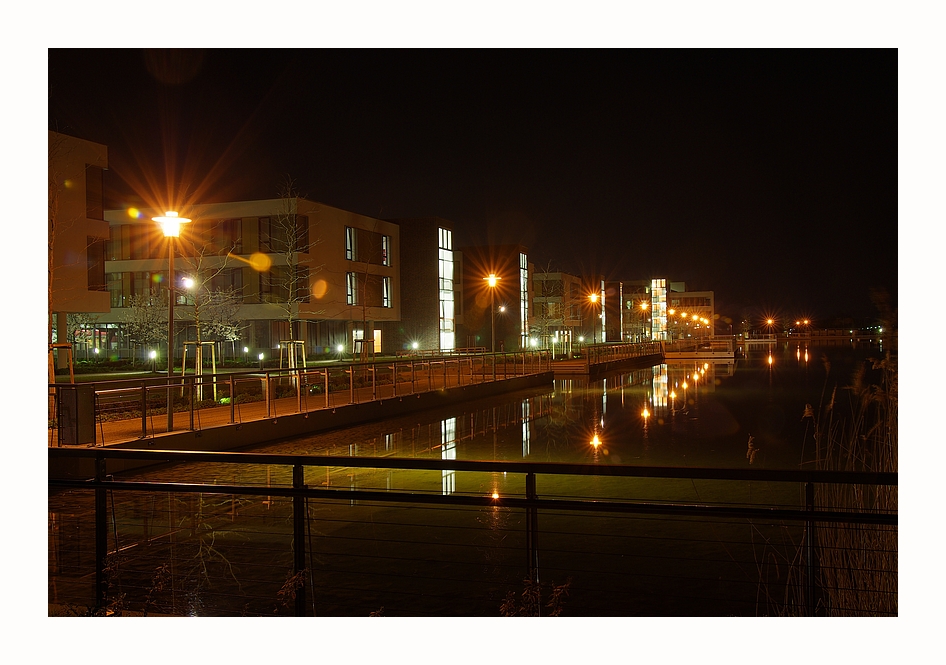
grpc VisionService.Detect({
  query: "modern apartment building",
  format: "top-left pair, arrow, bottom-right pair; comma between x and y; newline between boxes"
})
382,217 -> 459,353
531,270 -> 585,354
96,198 -> 400,361
610,279 -> 715,342
48,132 -> 111,354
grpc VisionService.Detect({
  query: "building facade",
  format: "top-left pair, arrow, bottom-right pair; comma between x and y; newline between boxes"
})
48,132 -> 111,358
381,217 -> 459,353
532,270 -> 585,354
95,198 -> 400,362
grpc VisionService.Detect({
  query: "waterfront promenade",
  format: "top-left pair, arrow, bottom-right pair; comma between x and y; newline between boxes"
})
49,344 -> 662,455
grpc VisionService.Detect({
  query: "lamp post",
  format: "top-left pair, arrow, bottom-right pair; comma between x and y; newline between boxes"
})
639,300 -> 649,342
589,292 -> 599,344
153,211 -> 191,431
485,273 -> 500,353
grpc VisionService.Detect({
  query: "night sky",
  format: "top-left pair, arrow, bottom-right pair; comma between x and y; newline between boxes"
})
48,48 -> 897,326
31,24 -> 924,650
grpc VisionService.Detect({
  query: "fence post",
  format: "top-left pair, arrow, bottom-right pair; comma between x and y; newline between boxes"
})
324,369 -> 329,409
526,472 -> 539,590
229,374 -> 236,424
94,454 -> 108,612
297,369 -> 303,414
189,376 -> 195,431
806,480 -> 817,616
265,372 -> 271,418
140,383 -> 147,439
292,464 -> 307,617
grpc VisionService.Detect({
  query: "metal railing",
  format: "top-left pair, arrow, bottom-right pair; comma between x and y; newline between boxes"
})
48,448 -> 897,617
583,341 -> 663,370
48,350 -> 553,447
665,337 -> 735,354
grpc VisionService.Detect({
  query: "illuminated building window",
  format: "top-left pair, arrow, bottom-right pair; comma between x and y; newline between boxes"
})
438,228 -> 455,350
519,252 -> 529,347
346,272 -> 358,305
651,278 -> 667,340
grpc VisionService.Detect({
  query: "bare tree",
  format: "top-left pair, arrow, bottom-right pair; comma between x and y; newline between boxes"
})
66,312 -> 100,359
176,223 -> 246,362
260,177 -> 322,360
197,286 -> 245,362
123,294 -> 166,364
48,133 -> 66,347
531,263 -> 568,353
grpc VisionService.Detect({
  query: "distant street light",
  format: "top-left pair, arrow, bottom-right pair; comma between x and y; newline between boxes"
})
639,300 -> 649,342
153,211 -> 191,431
589,292 -> 600,344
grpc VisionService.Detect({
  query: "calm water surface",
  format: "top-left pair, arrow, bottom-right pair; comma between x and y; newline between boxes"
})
50,343 -> 888,616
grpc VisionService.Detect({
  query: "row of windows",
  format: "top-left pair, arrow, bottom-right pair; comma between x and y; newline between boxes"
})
105,268 -> 311,308
106,215 -> 310,261
438,228 -> 455,349
670,296 -> 712,308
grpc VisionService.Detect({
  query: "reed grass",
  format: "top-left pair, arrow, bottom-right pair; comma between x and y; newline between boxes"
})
770,346 -> 897,616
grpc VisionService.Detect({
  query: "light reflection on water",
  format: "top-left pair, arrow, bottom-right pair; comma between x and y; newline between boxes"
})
50,347 -> 885,616
127,359 -> 794,496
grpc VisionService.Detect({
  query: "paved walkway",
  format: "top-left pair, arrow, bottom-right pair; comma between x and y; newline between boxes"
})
50,366 -> 544,448
49,348 -> 663,449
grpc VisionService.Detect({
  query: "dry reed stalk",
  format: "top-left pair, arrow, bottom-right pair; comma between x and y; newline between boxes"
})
808,351 -> 897,615
761,349 -> 897,616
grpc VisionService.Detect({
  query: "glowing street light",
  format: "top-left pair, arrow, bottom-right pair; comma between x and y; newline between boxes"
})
589,292 -> 601,344
153,211 -> 191,431
485,273 -> 501,353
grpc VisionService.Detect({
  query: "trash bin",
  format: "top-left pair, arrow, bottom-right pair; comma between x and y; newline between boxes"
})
58,385 -> 95,446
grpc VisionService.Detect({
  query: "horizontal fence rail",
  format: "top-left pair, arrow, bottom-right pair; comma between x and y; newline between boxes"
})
48,350 -> 554,447
49,448 -> 897,617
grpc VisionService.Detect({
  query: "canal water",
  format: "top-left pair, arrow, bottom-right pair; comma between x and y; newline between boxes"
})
49,341 -> 890,616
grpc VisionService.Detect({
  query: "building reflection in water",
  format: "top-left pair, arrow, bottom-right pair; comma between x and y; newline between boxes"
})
521,399 -> 531,457
441,417 -> 456,495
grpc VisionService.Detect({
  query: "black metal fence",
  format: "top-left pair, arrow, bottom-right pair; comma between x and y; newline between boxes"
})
48,449 -> 897,617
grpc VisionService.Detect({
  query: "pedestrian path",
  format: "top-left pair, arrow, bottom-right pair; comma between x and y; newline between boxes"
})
50,367 -> 547,448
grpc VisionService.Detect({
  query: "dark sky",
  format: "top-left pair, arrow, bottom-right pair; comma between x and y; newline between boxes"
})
48,48 -> 897,325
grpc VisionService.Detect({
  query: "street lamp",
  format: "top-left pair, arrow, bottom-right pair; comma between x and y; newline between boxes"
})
485,273 -> 501,353
153,211 -> 191,431
639,300 -> 649,342
589,292 -> 600,344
